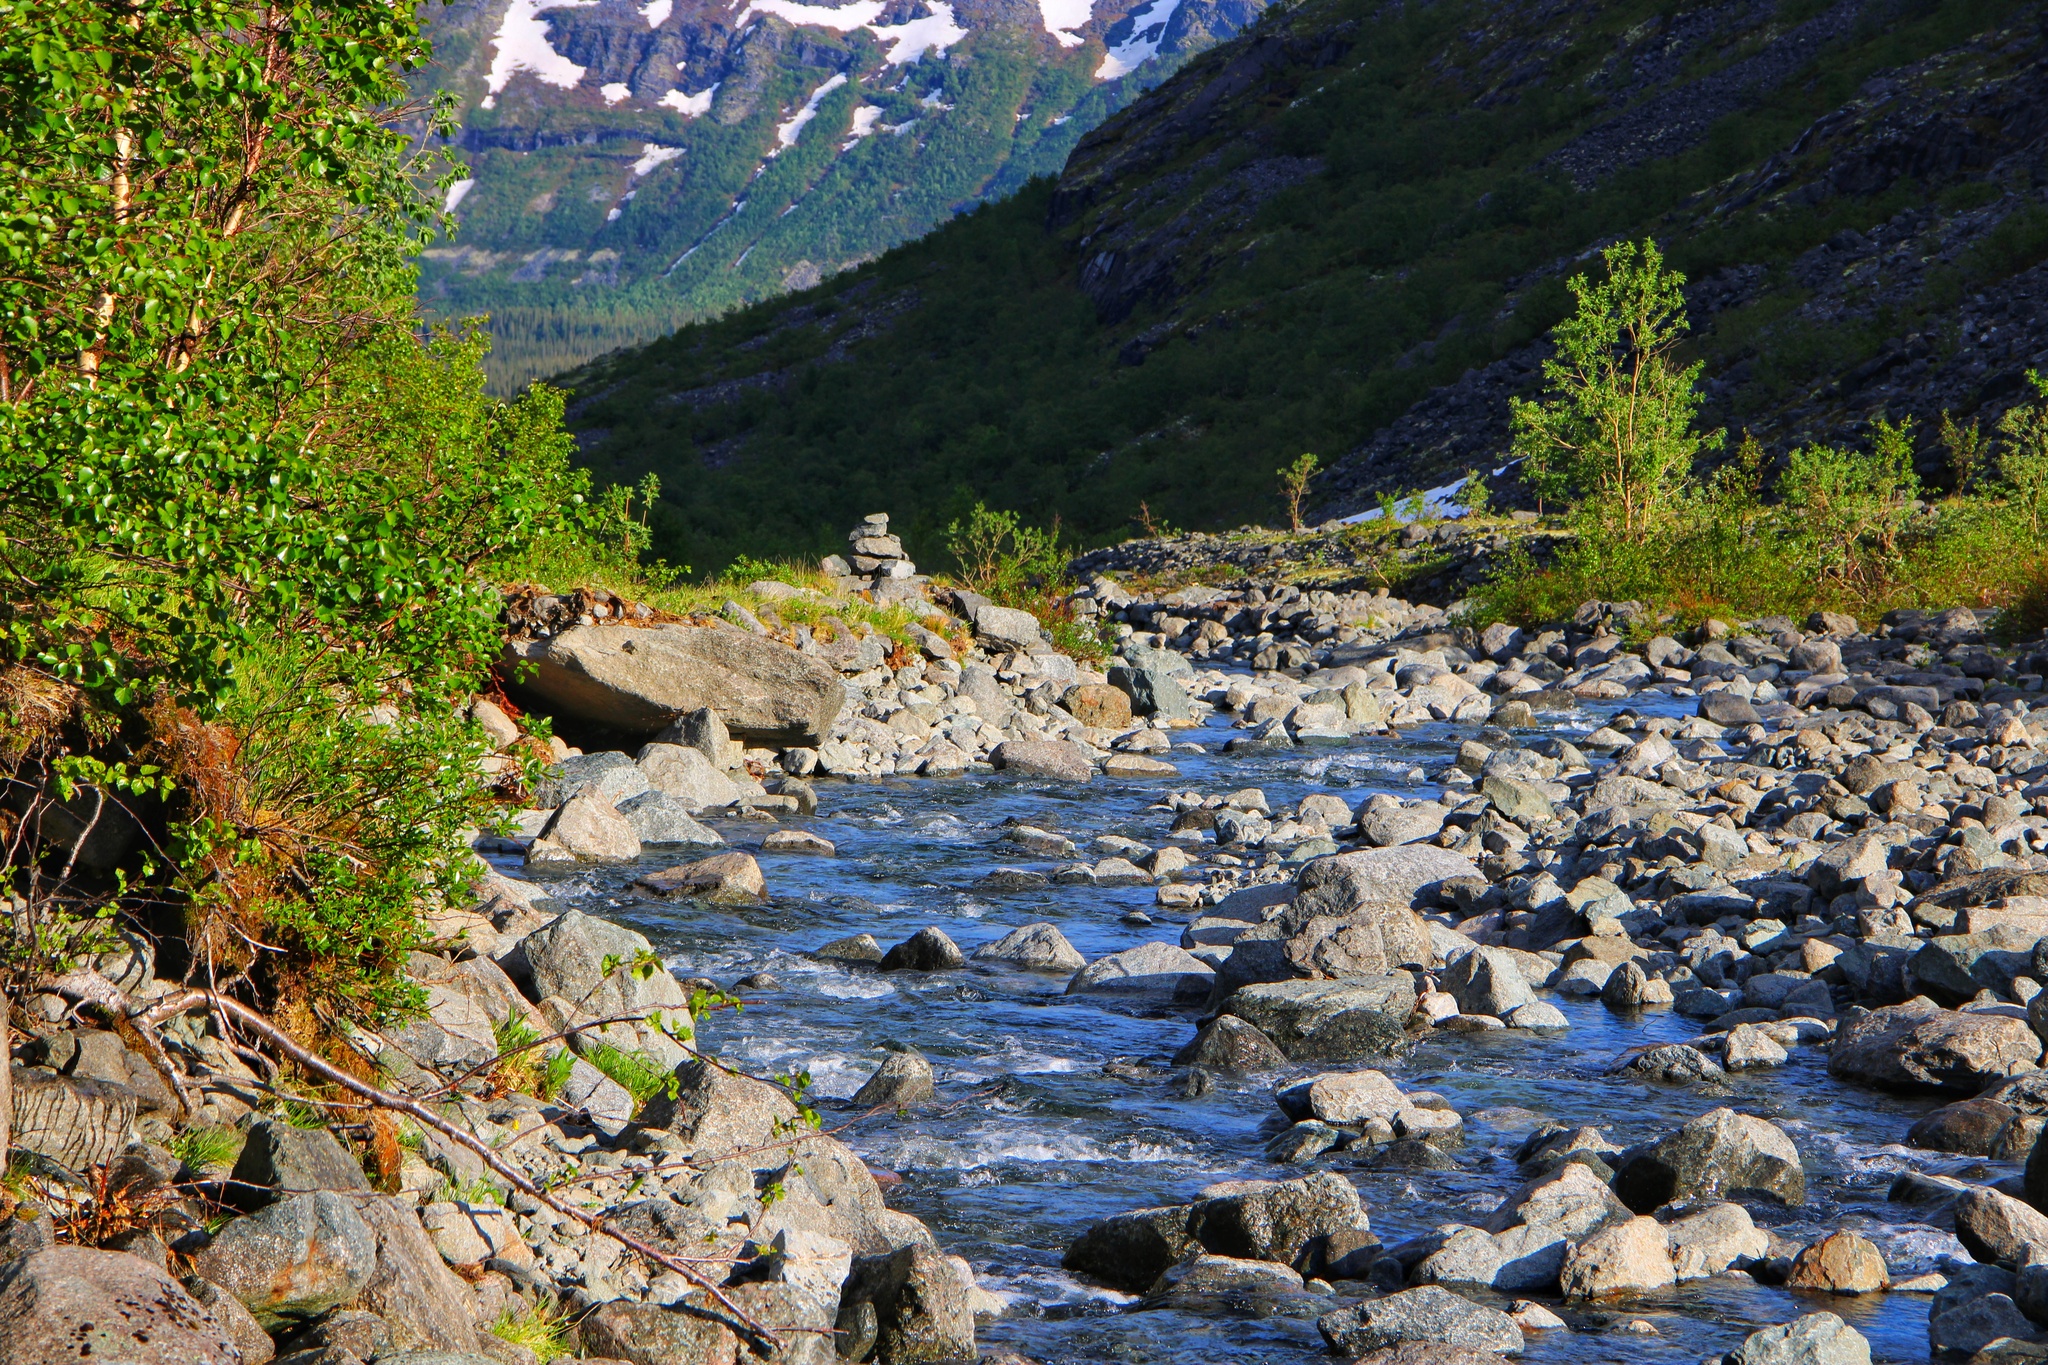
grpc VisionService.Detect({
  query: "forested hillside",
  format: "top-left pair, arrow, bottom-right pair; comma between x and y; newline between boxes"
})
559,0 -> 2048,572
414,0 -> 1268,389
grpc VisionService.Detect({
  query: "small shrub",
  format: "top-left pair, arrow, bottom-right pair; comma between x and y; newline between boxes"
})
1277,453 -> 1320,532
585,1042 -> 676,1107
170,1126 -> 244,1175
491,1303 -> 572,1359
1777,417 -> 1920,592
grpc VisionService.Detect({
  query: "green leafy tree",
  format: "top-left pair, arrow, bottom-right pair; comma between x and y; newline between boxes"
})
0,1 -> 601,1026
1451,468 -> 1491,518
1994,370 -> 2048,538
1777,417 -> 1921,591
1510,239 -> 1723,538
1277,453 -> 1320,532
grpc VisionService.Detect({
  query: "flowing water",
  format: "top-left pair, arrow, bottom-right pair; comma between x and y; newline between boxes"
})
496,702 -> 1982,1364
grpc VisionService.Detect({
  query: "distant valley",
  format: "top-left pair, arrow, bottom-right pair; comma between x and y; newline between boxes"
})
415,0 -> 1266,389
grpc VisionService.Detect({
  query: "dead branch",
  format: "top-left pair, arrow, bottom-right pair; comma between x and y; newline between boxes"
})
139,987 -> 783,1348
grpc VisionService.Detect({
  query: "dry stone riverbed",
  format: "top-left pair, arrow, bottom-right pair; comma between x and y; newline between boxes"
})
501,697 -> 1968,1365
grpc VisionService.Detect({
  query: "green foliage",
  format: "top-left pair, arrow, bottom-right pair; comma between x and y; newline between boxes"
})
1510,240 -> 1723,537
1777,418 -> 1920,591
943,503 -> 1067,604
1451,468 -> 1491,518
170,1125 -> 244,1175
1993,370 -> 2048,537
490,1303 -> 572,1360
584,1042 -> 676,1107
1278,453 -> 1320,532
0,0 -> 611,1029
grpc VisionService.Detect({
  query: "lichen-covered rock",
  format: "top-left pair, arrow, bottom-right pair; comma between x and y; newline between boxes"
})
0,1247 -> 241,1365
190,1190 -> 378,1328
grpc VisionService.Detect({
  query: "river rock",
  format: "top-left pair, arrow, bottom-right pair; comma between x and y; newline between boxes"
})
1063,683 -> 1133,728
1318,1285 -> 1523,1357
1066,941 -> 1214,1000
1928,1286 -> 2034,1358
0,1246 -> 242,1365
535,792 -> 640,861
1611,1108 -> 1805,1212
228,1118 -> 370,1206
1172,1016 -> 1288,1072
346,1196 -> 479,1351
990,739 -> 1094,782
1277,1069 -> 1407,1125
852,1049 -> 937,1108
1953,1187 -> 2048,1268
880,926 -> 966,971
1724,1023 -> 1790,1070
519,910 -> 692,1058
1724,1311 -> 1871,1365
1063,1206 -> 1198,1292
1558,1215 -> 1676,1298
532,750 -> 650,808
1358,803 -> 1449,848
634,851 -> 767,902
1417,1161 -> 1631,1292
1440,947 -> 1536,1017
1665,1201 -> 1767,1278
506,623 -> 844,743
1187,1172 -> 1375,1275
585,1280 -> 834,1365
635,742 -> 746,810
1785,1231 -> 1888,1293
617,790 -> 725,845
190,1190 -> 378,1328
1909,1096 -> 2018,1154
973,922 -> 1085,972
837,1242 -> 977,1363
1218,976 -> 1418,1059
1618,1043 -> 1727,1086
640,1057 -> 802,1161
816,932 -> 885,963
1828,996 -> 2041,1093
1153,1253 -> 1305,1299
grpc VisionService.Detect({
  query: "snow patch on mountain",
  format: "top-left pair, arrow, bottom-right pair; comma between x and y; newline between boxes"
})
660,83 -> 719,115
775,72 -> 850,149
1096,0 -> 1178,78
482,0 -> 596,108
1037,0 -> 1092,47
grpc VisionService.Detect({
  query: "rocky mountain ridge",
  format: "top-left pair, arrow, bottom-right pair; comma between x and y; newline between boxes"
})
416,0 -> 1268,389
557,0 -> 2048,570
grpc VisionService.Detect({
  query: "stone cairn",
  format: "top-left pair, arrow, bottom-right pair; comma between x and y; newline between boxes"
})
822,512 -> 926,602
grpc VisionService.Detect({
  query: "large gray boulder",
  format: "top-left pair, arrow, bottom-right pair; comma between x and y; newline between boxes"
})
506,623 -> 844,743
1065,1172 -> 1374,1292
346,1195 -> 479,1351
0,1247 -> 242,1365
7,1066 -> 137,1175
989,740 -> 1094,782
1610,1108 -> 1805,1212
1952,1187 -> 2048,1268
1439,947 -> 1537,1017
617,790 -> 725,846
1828,996 -> 2041,1093
1263,847 -> 1469,981
836,1243 -> 977,1364
228,1118 -> 370,1207
1066,942 -> 1214,1000
521,909 -> 692,1030
635,742 -> 745,811
1173,1016 -> 1289,1072
190,1190 -> 378,1328
585,1280 -> 836,1365
534,791 -> 641,861
1218,976 -> 1417,1059
1317,1286 -> 1523,1357
1723,1311 -> 1871,1365
639,1057 -> 801,1161
973,922 -> 1085,972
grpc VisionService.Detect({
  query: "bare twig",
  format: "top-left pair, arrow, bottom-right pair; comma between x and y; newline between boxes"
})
139,988 -> 783,1347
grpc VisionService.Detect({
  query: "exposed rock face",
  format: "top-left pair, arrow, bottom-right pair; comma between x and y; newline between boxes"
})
345,1196 -> 481,1352
7,1065 -> 137,1175
0,1247 -> 243,1365
506,623 -> 843,743
228,1118 -> 371,1206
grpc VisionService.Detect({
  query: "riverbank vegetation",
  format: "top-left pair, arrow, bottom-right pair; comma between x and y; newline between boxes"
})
1476,241 -> 2048,636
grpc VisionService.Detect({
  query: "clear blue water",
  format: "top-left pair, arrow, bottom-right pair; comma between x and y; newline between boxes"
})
503,703 -> 1978,1364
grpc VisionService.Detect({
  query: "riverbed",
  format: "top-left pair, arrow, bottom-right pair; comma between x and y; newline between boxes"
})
502,702 -> 1975,1364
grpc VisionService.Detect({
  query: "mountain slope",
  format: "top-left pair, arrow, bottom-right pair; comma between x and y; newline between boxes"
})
560,0 -> 2048,570
415,0 -> 1267,389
